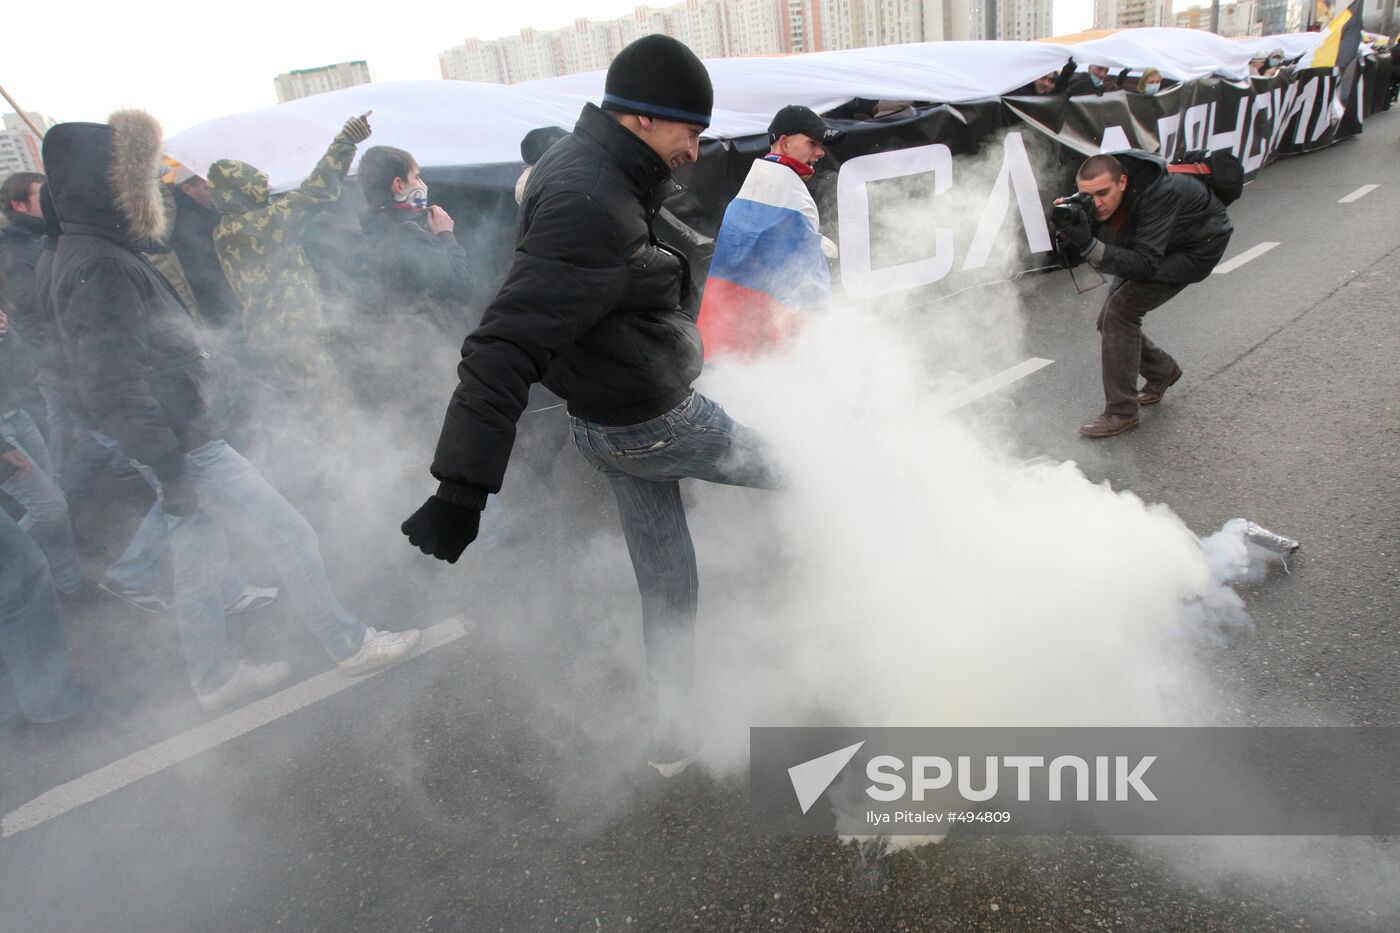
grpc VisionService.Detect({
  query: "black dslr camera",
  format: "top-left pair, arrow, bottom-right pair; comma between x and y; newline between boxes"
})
1051,191 -> 1096,228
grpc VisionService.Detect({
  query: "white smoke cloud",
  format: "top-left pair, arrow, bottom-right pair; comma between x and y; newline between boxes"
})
684,302 -> 1230,772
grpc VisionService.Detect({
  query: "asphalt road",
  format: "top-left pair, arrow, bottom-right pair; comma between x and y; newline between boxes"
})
2,108 -> 1399,932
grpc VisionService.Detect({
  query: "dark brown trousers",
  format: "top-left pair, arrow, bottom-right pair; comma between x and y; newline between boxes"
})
1096,278 -> 1186,416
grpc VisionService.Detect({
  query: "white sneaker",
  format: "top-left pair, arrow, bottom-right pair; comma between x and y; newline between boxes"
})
337,627 -> 423,677
195,660 -> 291,713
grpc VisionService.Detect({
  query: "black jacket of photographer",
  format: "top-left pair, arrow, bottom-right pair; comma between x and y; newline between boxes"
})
44,118 -> 214,484
1074,150 -> 1232,285
430,103 -> 701,508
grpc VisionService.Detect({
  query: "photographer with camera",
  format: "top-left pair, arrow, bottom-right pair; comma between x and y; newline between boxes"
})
1053,151 -> 1233,438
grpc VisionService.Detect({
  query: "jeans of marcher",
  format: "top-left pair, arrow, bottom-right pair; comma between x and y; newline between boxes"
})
61,429 -> 121,503
104,496 -> 249,606
570,391 -> 780,740
35,368 -> 73,480
1096,278 -> 1188,416
150,440 -> 365,691
0,508 -> 90,723
0,410 -> 87,593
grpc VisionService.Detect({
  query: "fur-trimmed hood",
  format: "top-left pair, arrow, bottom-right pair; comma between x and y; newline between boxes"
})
42,109 -> 169,244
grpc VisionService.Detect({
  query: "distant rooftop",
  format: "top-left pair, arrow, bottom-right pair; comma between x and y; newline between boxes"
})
286,61 -> 368,75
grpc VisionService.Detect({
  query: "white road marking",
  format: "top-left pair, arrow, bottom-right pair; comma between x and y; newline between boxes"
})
1338,184 -> 1379,203
933,357 -> 1054,415
2,616 -> 468,840
1212,241 -> 1281,275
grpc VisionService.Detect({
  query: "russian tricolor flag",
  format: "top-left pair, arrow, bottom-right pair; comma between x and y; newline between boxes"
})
698,158 -> 832,359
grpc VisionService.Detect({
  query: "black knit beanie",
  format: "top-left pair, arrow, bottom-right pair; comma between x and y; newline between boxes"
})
601,34 -> 713,128
520,126 -> 569,165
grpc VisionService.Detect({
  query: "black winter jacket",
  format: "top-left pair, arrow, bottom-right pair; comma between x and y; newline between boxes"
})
171,188 -> 240,328
1087,150 -> 1233,284
359,207 -> 474,327
430,104 -> 701,507
45,119 -> 214,482
0,212 -> 49,362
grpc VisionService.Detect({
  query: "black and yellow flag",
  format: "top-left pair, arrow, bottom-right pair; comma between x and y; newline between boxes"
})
1300,0 -> 1365,69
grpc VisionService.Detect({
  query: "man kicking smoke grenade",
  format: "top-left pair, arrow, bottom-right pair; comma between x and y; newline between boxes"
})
402,35 -> 781,774
1053,151 -> 1233,438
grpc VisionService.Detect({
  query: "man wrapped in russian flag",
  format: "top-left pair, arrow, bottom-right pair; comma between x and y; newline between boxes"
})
697,106 -> 845,359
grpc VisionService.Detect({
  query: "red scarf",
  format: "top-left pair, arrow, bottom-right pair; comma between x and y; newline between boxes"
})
764,153 -> 815,180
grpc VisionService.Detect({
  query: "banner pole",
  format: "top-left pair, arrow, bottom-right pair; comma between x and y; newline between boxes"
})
0,85 -> 44,138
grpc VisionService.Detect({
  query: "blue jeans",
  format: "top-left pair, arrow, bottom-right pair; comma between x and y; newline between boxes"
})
151,441 -> 365,690
0,410 -> 87,593
60,428 -> 121,503
0,508 -> 90,723
569,392 -> 780,736
104,499 -> 248,606
35,368 -> 74,479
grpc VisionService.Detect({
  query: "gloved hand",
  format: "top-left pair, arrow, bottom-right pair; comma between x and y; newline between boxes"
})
342,112 -> 373,144
161,472 -> 200,517
401,496 -> 480,563
1058,208 -> 1094,250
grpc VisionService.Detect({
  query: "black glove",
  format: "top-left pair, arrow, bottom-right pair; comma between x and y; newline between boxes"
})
401,496 -> 480,563
1058,209 -> 1094,250
161,472 -> 199,517
341,113 -> 372,144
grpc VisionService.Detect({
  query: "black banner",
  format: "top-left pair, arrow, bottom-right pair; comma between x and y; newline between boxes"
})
425,53 -> 1393,311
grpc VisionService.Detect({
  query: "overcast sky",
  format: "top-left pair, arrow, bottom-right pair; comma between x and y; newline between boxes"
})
8,0 -> 1098,136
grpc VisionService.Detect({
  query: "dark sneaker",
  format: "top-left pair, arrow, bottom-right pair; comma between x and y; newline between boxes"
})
224,585 -> 279,615
109,459 -> 143,481
100,581 -> 170,614
58,579 -> 107,612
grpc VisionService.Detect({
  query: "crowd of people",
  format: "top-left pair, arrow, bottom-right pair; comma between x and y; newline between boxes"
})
0,30 -> 1329,768
0,107 -> 497,719
1018,50 -> 1302,98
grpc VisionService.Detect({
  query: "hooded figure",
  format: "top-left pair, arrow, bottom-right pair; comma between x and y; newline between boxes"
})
207,115 -> 371,398
43,109 -> 422,711
45,111 -> 214,478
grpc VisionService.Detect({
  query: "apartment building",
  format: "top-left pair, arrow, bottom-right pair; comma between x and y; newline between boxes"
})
274,61 -> 372,103
439,0 -> 1048,85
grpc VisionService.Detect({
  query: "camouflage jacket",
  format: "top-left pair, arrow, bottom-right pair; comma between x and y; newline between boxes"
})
208,132 -> 358,389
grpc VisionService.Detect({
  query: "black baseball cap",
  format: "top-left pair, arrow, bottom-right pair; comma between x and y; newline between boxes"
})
768,105 -> 847,145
